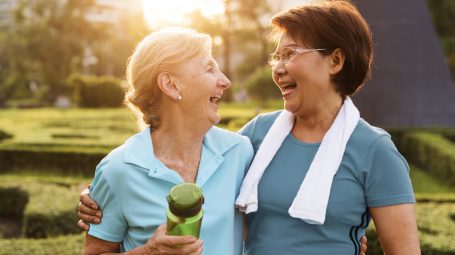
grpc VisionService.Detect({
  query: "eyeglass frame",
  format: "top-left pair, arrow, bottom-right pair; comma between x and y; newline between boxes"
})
268,47 -> 327,67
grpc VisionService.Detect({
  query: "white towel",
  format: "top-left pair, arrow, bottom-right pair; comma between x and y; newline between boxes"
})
235,97 -> 360,224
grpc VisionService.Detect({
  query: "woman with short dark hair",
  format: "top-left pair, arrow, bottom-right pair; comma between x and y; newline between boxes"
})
237,1 -> 419,254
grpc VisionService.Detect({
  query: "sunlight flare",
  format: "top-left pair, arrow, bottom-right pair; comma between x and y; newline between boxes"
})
142,0 -> 224,27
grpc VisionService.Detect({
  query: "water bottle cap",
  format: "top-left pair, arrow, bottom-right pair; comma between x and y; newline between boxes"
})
167,183 -> 204,217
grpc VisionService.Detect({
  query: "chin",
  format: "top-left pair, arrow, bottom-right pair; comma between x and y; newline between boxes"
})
210,117 -> 221,125
283,100 -> 298,113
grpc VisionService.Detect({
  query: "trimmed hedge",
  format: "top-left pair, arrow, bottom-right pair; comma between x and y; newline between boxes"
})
0,129 -> 12,141
0,143 -> 109,177
392,131 -> 455,186
68,74 -> 125,108
0,233 -> 84,255
366,196 -> 455,254
0,178 -> 85,238
0,187 -> 28,217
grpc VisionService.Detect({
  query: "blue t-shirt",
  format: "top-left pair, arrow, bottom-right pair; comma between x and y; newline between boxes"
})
88,126 -> 254,255
239,111 -> 415,255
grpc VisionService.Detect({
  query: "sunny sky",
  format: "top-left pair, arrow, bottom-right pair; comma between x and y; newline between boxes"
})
141,0 -> 225,28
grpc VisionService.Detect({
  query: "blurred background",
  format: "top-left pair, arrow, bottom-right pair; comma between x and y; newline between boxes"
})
0,0 -> 454,254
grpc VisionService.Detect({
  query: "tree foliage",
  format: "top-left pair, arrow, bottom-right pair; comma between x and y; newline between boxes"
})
0,0 -> 149,106
10,0 -> 101,103
427,0 -> 455,78
244,66 -> 281,102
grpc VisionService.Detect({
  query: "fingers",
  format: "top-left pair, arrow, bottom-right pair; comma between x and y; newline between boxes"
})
360,236 -> 368,255
77,219 -> 90,231
170,239 -> 203,255
79,201 -> 102,218
145,224 -> 203,255
77,204 -> 101,224
79,190 -> 98,210
189,245 -> 203,255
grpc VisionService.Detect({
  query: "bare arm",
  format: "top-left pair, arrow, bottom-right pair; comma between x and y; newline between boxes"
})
369,203 -> 420,255
84,224 -> 203,255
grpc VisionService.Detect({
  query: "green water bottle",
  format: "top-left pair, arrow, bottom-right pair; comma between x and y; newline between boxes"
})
166,183 -> 204,238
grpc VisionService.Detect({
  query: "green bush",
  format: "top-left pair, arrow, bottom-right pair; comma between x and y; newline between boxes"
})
393,131 -> 455,186
0,178 -> 84,238
68,74 -> 125,108
0,233 -> 84,255
0,129 -> 12,141
366,198 -> 455,254
0,143 -> 108,177
244,66 -> 282,103
0,187 -> 28,216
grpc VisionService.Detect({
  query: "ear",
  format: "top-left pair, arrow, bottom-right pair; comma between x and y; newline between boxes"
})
329,48 -> 345,75
157,72 -> 181,101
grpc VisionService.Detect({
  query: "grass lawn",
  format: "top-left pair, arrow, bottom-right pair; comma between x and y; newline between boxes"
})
0,103 -> 281,148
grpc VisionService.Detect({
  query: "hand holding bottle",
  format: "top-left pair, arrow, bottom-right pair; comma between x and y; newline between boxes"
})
143,224 -> 203,255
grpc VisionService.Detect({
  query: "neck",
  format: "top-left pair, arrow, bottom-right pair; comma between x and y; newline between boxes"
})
150,106 -> 212,182
292,94 -> 343,143
152,116 -> 208,160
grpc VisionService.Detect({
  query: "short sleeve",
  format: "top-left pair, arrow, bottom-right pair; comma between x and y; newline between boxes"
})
88,166 -> 127,242
363,135 -> 415,207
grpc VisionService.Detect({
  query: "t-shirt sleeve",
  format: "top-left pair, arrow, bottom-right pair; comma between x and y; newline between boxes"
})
88,166 -> 127,242
363,135 -> 415,207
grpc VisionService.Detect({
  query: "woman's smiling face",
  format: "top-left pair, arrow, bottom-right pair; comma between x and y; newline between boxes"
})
174,52 -> 231,126
272,33 -> 336,114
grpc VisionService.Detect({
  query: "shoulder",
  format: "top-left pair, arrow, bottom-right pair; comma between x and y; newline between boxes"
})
206,126 -> 253,156
249,110 -> 282,132
239,110 -> 282,150
350,119 -> 407,168
349,118 -> 394,152
94,131 -> 147,183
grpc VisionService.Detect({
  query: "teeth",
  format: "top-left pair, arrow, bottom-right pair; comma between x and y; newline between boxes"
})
210,95 -> 221,103
283,84 -> 296,90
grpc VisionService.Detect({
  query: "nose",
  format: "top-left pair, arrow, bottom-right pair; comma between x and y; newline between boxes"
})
218,72 -> 232,89
272,61 -> 287,77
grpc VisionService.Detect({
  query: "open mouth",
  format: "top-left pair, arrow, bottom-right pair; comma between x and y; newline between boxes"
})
282,83 -> 297,96
210,95 -> 221,104
283,83 -> 297,91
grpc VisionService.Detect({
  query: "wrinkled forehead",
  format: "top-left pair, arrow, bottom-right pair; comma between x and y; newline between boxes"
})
174,52 -> 216,76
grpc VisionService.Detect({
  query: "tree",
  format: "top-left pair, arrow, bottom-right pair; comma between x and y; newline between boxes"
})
427,0 -> 455,78
244,66 -> 281,103
8,0 -> 102,104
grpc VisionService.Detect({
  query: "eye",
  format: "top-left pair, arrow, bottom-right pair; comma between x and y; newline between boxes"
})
281,47 -> 295,60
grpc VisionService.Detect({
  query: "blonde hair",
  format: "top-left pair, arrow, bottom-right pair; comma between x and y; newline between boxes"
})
125,27 -> 212,129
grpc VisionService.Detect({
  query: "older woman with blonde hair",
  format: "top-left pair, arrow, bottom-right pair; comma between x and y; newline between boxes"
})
83,27 -> 254,255
79,2 -> 396,255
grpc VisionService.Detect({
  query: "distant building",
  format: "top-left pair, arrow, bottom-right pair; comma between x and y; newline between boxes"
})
352,0 -> 455,127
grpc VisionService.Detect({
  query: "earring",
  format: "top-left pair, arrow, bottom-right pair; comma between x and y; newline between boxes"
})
176,95 -> 182,101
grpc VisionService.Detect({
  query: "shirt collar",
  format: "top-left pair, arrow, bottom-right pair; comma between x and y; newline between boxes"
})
122,126 -> 240,184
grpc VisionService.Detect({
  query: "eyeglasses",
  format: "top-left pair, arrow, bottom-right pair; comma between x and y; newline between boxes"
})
268,47 -> 327,67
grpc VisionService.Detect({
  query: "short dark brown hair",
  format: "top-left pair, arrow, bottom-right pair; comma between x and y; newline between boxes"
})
271,0 -> 373,96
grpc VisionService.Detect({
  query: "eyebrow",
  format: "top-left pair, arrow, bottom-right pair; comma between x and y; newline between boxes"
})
281,43 -> 300,48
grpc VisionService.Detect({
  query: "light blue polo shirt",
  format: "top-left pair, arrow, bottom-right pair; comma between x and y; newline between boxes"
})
239,111 -> 415,255
88,126 -> 254,255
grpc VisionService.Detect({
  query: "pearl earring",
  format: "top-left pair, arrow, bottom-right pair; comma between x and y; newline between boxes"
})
177,95 -> 182,101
